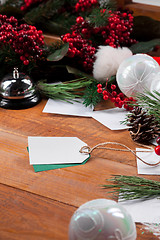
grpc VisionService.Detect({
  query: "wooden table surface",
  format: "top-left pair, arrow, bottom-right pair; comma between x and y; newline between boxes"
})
0,99 -> 159,240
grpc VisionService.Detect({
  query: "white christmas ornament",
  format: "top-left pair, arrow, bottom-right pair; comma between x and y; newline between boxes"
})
116,54 -> 160,97
69,199 -> 137,240
93,46 -> 133,82
150,72 -> 160,100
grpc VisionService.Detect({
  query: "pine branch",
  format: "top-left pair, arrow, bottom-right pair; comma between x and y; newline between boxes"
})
24,0 -> 65,25
102,175 -> 160,201
88,7 -> 109,27
37,77 -> 93,101
135,91 -> 160,126
83,81 -> 103,107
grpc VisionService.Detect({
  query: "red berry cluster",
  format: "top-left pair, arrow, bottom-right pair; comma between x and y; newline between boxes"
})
155,137 -> 160,156
62,8 -> 136,72
97,82 -> 135,110
62,16 -> 96,72
75,0 -> 98,12
99,10 -> 136,48
0,15 -> 44,65
20,0 -> 44,11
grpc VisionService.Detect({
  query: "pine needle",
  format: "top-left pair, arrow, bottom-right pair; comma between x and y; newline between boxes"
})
88,7 -> 109,27
83,81 -> 103,107
135,91 -> 160,126
37,77 -> 93,101
102,175 -> 160,201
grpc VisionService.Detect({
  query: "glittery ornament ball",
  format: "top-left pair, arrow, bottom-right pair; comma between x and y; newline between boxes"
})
116,54 -> 160,97
69,199 -> 137,240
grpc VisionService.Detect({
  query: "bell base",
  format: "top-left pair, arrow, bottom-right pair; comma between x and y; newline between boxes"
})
0,92 -> 41,110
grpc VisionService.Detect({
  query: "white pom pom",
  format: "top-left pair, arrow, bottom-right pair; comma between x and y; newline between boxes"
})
93,46 -> 132,82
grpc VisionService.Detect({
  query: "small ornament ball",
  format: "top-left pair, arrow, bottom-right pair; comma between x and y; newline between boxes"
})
155,145 -> 160,156
156,137 -> 160,145
116,54 -> 160,97
69,199 -> 137,240
155,137 -> 160,155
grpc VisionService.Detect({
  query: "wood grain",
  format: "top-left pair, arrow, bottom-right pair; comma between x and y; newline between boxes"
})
0,183 -> 75,240
126,3 -> 160,21
0,99 -> 159,239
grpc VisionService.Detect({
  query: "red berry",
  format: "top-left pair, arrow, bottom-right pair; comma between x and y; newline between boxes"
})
156,137 -> 160,145
97,84 -> 102,88
97,88 -> 102,93
23,60 -> 29,65
112,91 -> 117,97
103,95 -> 109,100
111,84 -> 116,90
155,145 -> 160,155
102,90 -> 108,95
76,16 -> 84,24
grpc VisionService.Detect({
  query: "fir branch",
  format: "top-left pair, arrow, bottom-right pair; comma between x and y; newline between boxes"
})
37,77 -> 93,101
24,0 -> 65,25
102,175 -> 160,201
88,7 -> 109,27
83,81 -> 103,107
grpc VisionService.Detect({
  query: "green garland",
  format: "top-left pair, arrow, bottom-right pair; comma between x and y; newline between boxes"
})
103,175 -> 160,201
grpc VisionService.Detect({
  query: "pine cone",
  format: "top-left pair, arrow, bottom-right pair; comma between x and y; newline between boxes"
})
127,107 -> 160,143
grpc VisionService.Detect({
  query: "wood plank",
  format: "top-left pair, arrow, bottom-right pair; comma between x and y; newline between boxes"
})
0,183 -> 75,240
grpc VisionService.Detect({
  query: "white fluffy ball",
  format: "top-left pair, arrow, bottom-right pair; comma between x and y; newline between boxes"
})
93,46 -> 133,82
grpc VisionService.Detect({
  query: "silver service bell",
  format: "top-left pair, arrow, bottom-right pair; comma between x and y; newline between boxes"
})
0,68 -> 41,109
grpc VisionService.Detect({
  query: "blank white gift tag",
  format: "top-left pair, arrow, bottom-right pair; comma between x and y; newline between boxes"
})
91,108 -> 129,130
28,137 -> 89,165
43,98 -> 93,117
119,197 -> 160,223
136,148 -> 160,175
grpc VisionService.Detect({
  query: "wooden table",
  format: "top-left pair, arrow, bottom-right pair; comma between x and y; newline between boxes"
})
0,99 -> 159,239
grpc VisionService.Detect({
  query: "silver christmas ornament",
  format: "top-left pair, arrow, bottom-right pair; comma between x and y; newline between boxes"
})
0,68 -> 41,109
116,54 -> 160,97
69,199 -> 137,240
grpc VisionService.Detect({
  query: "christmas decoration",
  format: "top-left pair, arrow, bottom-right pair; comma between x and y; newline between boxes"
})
150,72 -> 160,100
116,54 -> 160,97
134,90 -> 160,126
20,0 -> 46,11
0,3 -> 160,113
155,137 -> 160,156
62,7 -> 136,73
37,76 -> 93,102
83,81 -> 102,107
156,137 -> 160,145
96,79 -> 136,110
69,199 -> 137,240
103,175 -> 160,201
0,67 -> 41,109
93,46 -> 132,82
75,0 -> 98,12
126,107 -> 160,143
0,14 -> 44,72
155,145 -> 160,156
